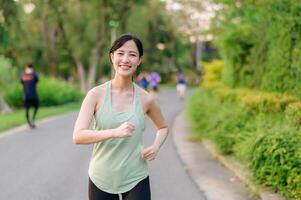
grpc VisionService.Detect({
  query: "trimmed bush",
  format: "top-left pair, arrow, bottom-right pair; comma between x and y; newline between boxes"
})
4,76 -> 83,108
188,85 -> 301,199
203,82 -> 298,114
250,129 -> 301,199
285,102 -> 301,125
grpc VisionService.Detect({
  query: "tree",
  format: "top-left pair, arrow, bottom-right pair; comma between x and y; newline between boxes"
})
0,56 -> 17,113
162,0 -> 222,72
47,0 -> 146,92
0,1 -> 18,113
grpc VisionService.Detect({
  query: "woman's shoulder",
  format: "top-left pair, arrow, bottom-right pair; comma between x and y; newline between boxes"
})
136,85 -> 155,105
87,82 -> 109,111
86,82 -> 107,99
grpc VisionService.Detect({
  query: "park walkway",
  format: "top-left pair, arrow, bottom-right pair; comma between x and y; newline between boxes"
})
0,88 -> 257,200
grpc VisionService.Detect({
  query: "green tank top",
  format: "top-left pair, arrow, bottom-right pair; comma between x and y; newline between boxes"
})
88,81 -> 148,194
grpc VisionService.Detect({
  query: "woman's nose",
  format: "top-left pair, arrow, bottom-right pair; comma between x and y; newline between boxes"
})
121,55 -> 130,63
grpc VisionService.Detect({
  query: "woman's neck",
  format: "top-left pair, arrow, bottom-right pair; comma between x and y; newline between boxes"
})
111,76 -> 133,92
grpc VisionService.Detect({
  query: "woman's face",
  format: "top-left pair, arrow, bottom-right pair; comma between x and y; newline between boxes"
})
110,40 -> 142,77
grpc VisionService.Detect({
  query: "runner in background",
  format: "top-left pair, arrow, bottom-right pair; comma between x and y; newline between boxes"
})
137,71 -> 150,90
20,63 -> 39,128
149,71 -> 161,98
176,71 -> 186,100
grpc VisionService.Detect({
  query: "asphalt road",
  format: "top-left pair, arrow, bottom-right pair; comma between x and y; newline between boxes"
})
0,88 -> 205,200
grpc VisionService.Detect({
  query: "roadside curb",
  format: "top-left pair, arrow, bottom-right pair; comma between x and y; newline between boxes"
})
202,140 -> 286,200
172,110 -> 286,200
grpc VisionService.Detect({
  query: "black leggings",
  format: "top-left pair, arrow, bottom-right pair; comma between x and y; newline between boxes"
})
88,177 -> 151,200
24,98 -> 39,125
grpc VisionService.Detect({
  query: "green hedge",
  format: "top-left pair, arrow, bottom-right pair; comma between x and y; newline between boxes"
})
188,86 -> 301,199
4,77 -> 83,108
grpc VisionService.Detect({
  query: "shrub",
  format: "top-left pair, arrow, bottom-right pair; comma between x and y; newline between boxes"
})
202,60 -> 223,85
285,102 -> 301,125
4,77 -> 83,108
0,55 -> 17,93
204,83 -> 298,113
188,84 -> 301,199
249,128 -> 301,198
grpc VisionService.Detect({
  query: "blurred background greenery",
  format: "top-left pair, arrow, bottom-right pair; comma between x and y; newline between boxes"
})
0,0 -> 220,112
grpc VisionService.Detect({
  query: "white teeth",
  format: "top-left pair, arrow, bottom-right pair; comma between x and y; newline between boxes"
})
120,66 -> 131,69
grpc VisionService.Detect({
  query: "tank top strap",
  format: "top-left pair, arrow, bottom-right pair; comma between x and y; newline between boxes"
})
133,83 -> 144,115
102,81 -> 112,111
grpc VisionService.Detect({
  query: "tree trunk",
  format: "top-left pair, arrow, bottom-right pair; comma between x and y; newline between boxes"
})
49,28 -> 58,77
190,42 -> 197,71
40,9 -> 58,77
87,39 -> 103,90
165,58 -> 174,81
40,11 -> 50,74
76,60 -> 87,93
0,96 -> 12,114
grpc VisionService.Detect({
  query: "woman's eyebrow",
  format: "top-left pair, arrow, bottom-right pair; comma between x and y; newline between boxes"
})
116,49 -> 137,54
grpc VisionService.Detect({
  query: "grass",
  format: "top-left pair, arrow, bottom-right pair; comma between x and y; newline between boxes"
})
0,102 -> 81,133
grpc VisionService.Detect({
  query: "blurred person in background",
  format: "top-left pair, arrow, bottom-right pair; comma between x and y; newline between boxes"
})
137,71 -> 150,90
149,71 -> 161,98
20,63 -> 39,128
176,70 -> 186,100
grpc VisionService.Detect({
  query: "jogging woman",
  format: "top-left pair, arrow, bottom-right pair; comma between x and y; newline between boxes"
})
73,34 -> 168,200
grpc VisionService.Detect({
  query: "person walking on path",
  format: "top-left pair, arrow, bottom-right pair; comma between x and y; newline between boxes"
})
149,71 -> 161,98
137,71 -> 150,90
176,71 -> 186,100
73,34 -> 168,200
20,63 -> 39,129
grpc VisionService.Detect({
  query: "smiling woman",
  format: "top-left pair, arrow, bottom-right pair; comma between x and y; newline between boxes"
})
109,39 -> 142,78
73,34 -> 169,200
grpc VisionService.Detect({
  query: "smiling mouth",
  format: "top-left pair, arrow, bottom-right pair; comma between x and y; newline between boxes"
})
120,65 -> 131,69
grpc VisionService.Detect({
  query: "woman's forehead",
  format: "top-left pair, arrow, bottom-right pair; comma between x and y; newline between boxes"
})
116,40 -> 138,52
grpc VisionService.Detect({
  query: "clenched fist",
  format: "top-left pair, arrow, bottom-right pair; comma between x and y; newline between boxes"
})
112,122 -> 135,138
141,145 -> 159,161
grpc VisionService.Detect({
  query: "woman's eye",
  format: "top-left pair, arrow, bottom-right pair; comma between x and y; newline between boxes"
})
130,54 -> 137,57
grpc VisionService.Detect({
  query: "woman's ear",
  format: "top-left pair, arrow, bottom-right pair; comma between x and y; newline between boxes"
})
138,56 -> 143,66
110,53 -> 114,63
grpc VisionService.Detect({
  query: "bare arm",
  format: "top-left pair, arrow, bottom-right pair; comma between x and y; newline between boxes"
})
73,89 -> 114,144
141,97 -> 168,161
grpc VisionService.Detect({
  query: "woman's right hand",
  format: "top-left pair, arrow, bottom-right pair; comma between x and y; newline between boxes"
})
112,122 -> 135,138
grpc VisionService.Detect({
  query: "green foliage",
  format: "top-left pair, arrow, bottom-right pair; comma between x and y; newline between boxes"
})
0,0 -> 188,86
4,77 -> 83,108
205,82 -> 298,114
188,87 -> 255,155
250,128 -> 301,199
188,84 -> 301,199
213,3 -> 256,88
285,102 -> 301,125
202,60 -> 223,85
0,55 -> 18,93
213,0 -> 301,98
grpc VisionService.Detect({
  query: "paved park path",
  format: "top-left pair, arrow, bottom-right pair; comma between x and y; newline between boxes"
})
0,88 -> 206,200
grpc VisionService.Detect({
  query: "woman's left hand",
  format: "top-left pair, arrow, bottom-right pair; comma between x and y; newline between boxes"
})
140,146 -> 159,161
